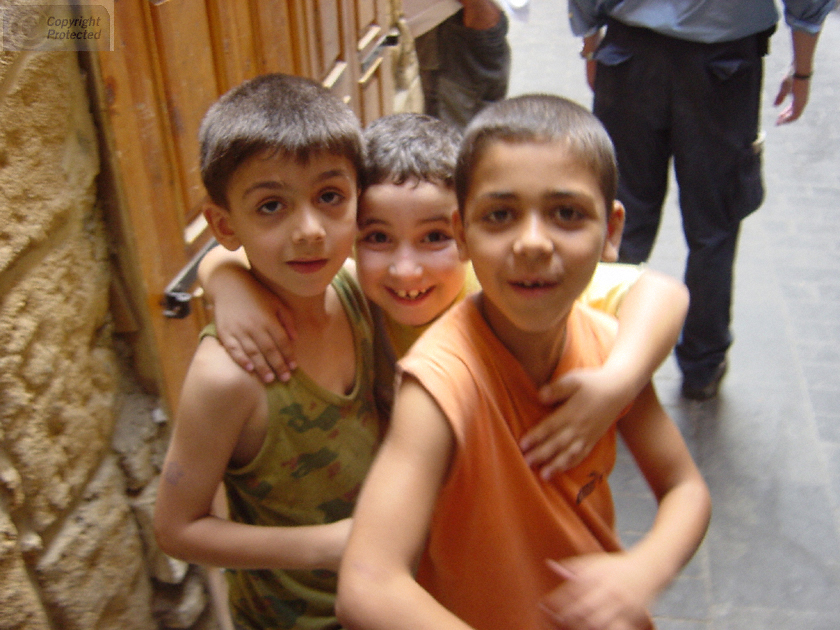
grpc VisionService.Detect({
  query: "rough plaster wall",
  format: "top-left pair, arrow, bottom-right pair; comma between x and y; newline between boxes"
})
0,49 -> 156,629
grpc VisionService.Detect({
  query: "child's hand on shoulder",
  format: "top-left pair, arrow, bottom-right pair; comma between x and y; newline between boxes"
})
521,365 -> 635,477
210,266 -> 298,383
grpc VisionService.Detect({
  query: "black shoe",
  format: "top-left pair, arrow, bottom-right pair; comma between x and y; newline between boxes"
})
681,361 -> 728,401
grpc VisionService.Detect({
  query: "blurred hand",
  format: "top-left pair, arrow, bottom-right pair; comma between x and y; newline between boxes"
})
541,554 -> 653,630
774,73 -> 810,125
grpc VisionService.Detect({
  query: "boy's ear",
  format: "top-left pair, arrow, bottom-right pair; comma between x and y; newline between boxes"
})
204,198 -> 242,251
601,200 -> 625,263
452,209 -> 470,261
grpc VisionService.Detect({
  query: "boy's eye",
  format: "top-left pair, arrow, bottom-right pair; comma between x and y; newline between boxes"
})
421,230 -> 453,245
319,190 -> 345,205
552,205 -> 585,223
483,208 -> 512,224
258,200 -> 283,215
360,230 -> 391,245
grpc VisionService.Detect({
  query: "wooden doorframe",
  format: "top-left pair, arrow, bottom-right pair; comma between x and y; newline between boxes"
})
89,0 -> 208,414
90,0 -> 396,414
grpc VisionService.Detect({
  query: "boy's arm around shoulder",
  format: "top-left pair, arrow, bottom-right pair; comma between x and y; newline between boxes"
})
153,338 -> 349,571
196,247 -> 359,384
609,268 -> 689,395
337,377 -> 473,630
197,244 -> 299,383
522,267 -> 688,476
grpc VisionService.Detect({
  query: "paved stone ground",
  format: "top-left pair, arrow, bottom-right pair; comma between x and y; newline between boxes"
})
506,3 -> 840,628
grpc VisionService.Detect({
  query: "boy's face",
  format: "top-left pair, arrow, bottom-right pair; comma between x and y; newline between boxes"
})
206,149 -> 358,301
356,180 -> 468,326
456,139 -> 624,342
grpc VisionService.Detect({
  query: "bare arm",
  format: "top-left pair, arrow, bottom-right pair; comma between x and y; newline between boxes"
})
522,268 -> 688,476
542,384 -> 711,629
337,377 -> 470,630
153,339 -> 349,571
775,28 -> 821,125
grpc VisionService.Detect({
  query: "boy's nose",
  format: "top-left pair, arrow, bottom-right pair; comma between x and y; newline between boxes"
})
292,206 -> 326,243
512,213 -> 552,258
388,248 -> 423,279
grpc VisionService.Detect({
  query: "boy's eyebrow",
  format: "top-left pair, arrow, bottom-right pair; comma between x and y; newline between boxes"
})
358,216 -> 390,228
416,214 -> 453,224
545,190 -> 587,200
316,168 -> 355,182
240,169 -> 353,198
358,214 -> 452,228
242,180 -> 287,197
480,190 -> 588,201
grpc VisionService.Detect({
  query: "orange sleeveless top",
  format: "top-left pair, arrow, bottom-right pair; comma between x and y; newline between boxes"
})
398,296 -> 623,630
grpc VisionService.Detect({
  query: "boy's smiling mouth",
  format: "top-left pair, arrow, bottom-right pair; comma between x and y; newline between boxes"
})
510,278 -> 559,292
389,286 -> 433,301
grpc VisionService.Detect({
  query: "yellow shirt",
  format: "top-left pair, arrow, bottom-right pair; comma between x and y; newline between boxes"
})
579,262 -> 643,317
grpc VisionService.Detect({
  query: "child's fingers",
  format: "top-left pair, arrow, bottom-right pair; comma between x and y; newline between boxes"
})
521,419 -> 571,463
520,421 -> 552,454
237,334 -> 278,383
538,373 -> 580,405
546,558 -> 577,581
223,341 -> 255,375
263,329 -> 297,382
538,438 -> 589,480
523,428 -> 588,478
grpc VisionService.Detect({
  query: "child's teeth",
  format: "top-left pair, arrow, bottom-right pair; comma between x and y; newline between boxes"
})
396,289 -> 425,299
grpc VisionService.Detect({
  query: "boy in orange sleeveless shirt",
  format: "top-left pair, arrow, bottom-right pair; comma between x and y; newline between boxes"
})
337,95 -> 711,630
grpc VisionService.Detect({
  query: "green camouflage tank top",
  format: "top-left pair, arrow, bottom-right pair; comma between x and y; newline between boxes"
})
215,268 -> 380,630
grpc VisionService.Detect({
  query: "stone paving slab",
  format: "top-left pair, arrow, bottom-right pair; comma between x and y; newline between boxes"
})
506,4 -> 840,628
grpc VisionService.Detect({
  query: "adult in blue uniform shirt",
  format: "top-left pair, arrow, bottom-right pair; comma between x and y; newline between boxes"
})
567,0 -> 835,399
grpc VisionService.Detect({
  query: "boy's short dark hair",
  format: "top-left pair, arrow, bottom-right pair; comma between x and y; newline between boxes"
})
455,94 -> 618,213
362,113 -> 462,191
200,73 -> 364,207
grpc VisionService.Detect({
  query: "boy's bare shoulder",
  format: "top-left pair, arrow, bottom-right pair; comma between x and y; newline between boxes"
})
185,335 -> 264,409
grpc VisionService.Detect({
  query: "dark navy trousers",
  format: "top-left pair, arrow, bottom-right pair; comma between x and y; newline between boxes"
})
593,19 -> 770,388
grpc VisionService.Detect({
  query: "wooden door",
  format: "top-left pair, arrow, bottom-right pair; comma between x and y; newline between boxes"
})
92,0 -> 394,414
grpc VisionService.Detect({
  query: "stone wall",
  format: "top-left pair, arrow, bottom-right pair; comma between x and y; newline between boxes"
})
0,44 -> 216,630
0,4 -> 422,628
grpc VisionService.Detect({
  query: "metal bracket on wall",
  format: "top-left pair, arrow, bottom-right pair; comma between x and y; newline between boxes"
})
162,238 -> 218,318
